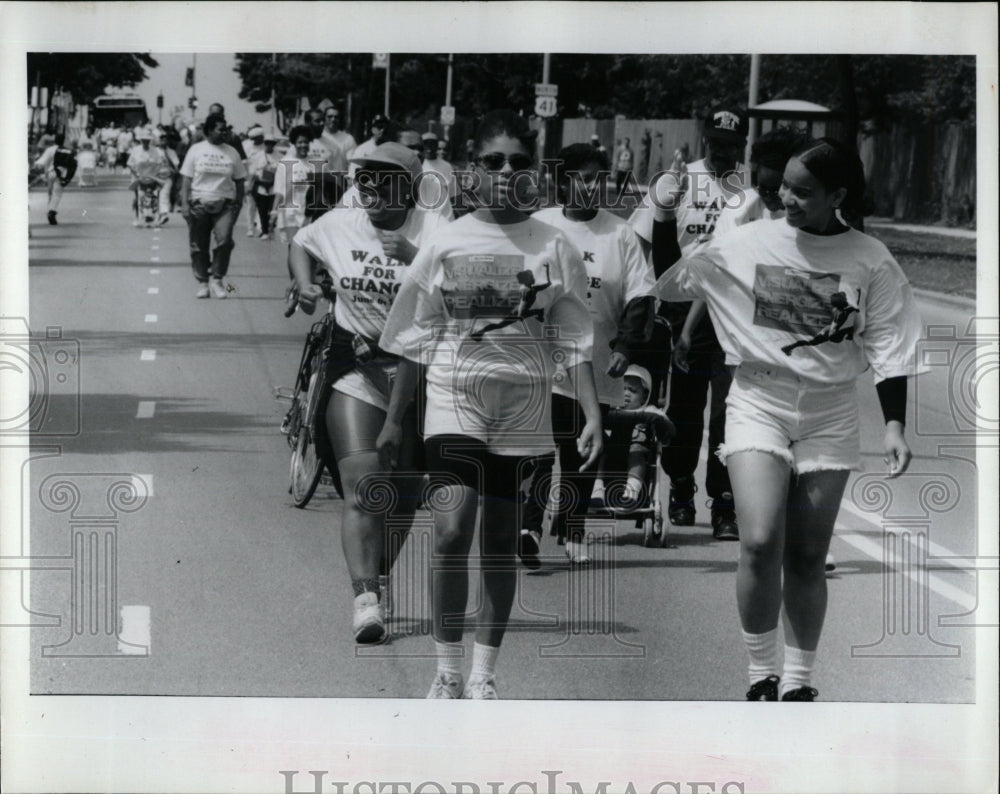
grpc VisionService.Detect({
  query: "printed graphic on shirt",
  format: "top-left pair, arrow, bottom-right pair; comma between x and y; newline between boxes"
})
191,151 -> 236,177
340,248 -> 406,308
682,194 -> 726,246
440,254 -> 553,339
753,264 -> 848,336
781,290 -> 861,356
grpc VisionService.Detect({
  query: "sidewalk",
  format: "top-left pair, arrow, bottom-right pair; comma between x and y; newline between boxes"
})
861,217 -> 975,239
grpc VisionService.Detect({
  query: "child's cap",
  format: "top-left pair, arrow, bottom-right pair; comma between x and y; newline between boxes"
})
623,364 -> 652,394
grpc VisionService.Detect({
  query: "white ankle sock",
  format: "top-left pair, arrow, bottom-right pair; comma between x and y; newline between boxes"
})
471,642 -> 499,679
434,640 -> 464,678
742,628 -> 779,685
781,645 -> 816,697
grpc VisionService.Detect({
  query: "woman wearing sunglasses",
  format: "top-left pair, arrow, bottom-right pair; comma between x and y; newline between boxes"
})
289,142 -> 449,646
377,110 -> 602,699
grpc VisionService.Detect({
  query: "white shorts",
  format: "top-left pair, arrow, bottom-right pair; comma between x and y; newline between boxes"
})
718,362 -> 862,474
424,374 -> 555,456
331,360 -> 397,412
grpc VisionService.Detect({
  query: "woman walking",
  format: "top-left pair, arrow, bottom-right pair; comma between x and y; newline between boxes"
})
651,138 -> 925,701
290,142 -> 448,644
377,111 -> 602,699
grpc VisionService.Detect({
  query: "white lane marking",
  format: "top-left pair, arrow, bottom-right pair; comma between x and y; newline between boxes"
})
149,268 -> 160,275
144,314 -> 157,323
132,474 -> 154,496
840,499 -> 981,571
835,503 -> 978,613
151,244 -> 160,250
148,287 -> 159,294
118,605 -> 151,655
136,401 -> 156,419
140,350 -> 156,361
150,256 -> 161,262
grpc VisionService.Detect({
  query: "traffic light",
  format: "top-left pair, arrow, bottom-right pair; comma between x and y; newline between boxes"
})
185,68 -> 194,88
188,96 -> 198,110
156,93 -> 164,109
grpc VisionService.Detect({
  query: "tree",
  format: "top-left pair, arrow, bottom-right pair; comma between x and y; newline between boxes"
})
26,53 -> 158,104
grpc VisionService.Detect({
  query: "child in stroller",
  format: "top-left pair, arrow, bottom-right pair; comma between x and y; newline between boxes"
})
592,365 -> 675,546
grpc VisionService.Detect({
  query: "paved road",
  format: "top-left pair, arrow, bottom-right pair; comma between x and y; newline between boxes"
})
18,178 -> 983,701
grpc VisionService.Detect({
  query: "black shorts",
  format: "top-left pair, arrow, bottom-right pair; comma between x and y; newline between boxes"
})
424,434 -> 534,503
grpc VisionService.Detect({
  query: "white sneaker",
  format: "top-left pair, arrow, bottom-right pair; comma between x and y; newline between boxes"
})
566,540 -> 592,565
195,284 -> 210,299
209,279 -> 228,299
352,592 -> 387,644
426,673 -> 464,699
825,553 -> 836,572
462,675 -> 498,699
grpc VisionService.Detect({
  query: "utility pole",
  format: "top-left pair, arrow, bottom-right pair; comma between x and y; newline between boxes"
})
746,54 -> 760,167
444,53 -> 454,143
384,54 -> 391,118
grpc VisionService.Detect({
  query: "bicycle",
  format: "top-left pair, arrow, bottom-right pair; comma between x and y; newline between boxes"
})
277,280 -> 342,508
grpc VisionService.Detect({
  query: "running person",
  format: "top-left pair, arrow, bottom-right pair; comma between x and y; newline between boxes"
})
377,110 -> 602,699
289,142 -> 448,645
524,142 -> 655,565
650,137 -> 925,701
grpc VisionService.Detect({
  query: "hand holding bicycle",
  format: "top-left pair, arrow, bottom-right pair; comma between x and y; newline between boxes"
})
294,283 -> 324,316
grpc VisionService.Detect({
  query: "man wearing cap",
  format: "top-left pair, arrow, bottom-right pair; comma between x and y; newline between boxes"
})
630,107 -> 759,541
348,115 -> 390,182
419,131 -> 456,214
242,126 -> 267,236
127,128 -> 168,226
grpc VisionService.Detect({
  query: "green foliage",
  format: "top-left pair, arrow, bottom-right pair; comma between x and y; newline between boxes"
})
232,53 -> 976,129
26,53 -> 158,105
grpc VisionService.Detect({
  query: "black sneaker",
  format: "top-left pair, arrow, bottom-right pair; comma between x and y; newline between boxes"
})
746,675 -> 780,701
711,491 -> 739,540
781,686 -> 819,701
517,529 -> 542,570
47,210 -> 57,225
668,476 -> 697,526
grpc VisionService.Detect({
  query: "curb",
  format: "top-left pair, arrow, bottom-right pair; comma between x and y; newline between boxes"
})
913,287 -> 977,311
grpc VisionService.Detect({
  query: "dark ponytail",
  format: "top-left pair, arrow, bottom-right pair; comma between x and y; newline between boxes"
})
793,137 -> 867,226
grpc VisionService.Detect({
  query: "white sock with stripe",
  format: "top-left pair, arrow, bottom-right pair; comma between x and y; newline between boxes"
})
780,645 -> 816,697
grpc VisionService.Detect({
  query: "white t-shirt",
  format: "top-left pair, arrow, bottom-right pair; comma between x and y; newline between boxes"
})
381,213 -> 594,394
127,146 -> 166,180
294,207 -> 448,341
629,159 -> 759,255
652,217 -> 926,384
179,140 -> 247,201
318,130 -> 358,173
534,207 -> 655,404
273,157 -> 315,228
422,157 -> 457,200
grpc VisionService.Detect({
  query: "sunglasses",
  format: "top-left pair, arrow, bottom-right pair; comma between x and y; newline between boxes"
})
757,183 -> 782,200
477,152 -> 533,172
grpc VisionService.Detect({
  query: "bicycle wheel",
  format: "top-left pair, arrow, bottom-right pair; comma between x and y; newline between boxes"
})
289,373 -> 324,508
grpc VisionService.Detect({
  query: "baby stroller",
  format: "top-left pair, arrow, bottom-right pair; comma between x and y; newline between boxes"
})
587,405 -> 673,547
134,177 -> 162,227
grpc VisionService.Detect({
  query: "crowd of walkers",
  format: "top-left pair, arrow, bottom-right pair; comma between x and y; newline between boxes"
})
31,99 -> 925,702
